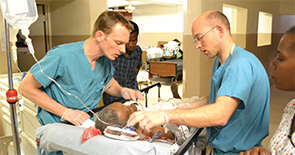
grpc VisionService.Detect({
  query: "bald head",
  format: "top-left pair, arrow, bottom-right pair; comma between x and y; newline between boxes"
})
105,102 -> 134,122
191,10 -> 234,63
192,10 -> 230,35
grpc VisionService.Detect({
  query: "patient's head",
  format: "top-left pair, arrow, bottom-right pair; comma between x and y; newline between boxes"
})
95,102 -> 137,132
270,26 -> 295,91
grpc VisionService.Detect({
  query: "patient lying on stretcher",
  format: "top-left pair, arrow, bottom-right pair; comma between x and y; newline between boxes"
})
94,82 -> 198,144
35,83 -> 205,154
94,102 -> 175,142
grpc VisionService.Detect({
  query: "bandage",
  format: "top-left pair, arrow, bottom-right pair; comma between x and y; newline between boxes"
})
80,119 -> 95,128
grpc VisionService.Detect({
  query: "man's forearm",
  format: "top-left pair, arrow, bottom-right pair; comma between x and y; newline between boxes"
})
19,72 -> 68,117
105,78 -> 123,97
21,87 -> 68,117
167,95 -> 240,128
190,94 -> 209,108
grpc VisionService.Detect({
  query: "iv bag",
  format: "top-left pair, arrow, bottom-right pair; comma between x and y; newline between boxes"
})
1,0 -> 38,33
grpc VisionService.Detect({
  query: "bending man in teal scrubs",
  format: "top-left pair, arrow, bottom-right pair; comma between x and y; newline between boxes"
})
127,10 -> 270,154
19,11 -> 144,155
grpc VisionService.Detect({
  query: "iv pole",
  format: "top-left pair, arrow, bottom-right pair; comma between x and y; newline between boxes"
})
4,18 -> 22,155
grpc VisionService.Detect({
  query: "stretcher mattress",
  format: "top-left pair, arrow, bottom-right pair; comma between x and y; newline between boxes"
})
36,123 -> 188,155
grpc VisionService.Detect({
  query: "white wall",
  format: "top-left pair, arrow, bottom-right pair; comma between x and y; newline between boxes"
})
132,4 -> 183,47
133,4 -> 183,33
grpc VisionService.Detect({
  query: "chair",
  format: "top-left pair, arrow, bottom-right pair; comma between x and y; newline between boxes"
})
0,136 -> 13,155
137,81 -> 149,89
0,136 -> 22,155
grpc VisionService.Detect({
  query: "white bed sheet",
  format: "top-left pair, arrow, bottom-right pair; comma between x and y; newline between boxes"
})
36,123 -> 188,155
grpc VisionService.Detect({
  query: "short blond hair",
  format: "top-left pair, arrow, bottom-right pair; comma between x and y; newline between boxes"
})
91,11 -> 133,37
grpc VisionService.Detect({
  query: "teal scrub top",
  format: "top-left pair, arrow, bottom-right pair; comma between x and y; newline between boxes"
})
29,41 -> 114,125
208,45 -> 270,154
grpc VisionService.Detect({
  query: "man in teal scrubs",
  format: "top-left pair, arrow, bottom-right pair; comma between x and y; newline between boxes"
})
127,10 -> 270,154
19,11 -> 144,155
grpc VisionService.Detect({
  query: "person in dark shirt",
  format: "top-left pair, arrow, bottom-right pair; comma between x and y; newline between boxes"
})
103,21 -> 143,105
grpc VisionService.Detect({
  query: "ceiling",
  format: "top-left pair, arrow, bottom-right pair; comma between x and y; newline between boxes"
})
107,0 -> 183,7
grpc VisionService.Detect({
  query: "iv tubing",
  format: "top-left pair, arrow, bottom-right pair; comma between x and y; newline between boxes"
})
9,26 -> 22,73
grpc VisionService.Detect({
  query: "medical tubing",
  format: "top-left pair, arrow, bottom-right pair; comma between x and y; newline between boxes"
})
11,43 -> 22,73
161,109 -> 169,124
180,125 -> 187,140
9,27 -> 22,73
27,42 -> 108,125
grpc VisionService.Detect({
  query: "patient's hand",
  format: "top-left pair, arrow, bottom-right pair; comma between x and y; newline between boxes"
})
239,146 -> 270,155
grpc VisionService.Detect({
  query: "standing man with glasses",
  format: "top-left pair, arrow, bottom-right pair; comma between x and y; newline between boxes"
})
127,10 -> 270,154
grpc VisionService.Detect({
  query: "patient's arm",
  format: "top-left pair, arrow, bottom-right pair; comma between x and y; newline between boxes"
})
137,126 -> 174,140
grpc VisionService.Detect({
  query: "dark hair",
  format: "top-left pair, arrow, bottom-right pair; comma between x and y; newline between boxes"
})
207,11 -> 230,32
129,20 -> 139,35
173,38 -> 180,46
285,26 -> 295,51
95,109 -> 126,134
91,11 -> 133,37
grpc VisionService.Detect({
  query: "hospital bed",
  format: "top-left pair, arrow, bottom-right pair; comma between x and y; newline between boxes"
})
149,59 -> 183,82
36,123 -> 204,155
35,83 -> 206,155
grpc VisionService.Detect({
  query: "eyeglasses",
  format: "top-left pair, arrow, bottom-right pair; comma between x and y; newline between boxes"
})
193,25 -> 218,44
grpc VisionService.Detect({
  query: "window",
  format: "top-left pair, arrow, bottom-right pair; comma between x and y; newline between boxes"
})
223,4 -> 248,48
257,11 -> 273,46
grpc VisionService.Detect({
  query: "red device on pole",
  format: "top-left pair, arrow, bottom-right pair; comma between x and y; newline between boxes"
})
6,89 -> 18,103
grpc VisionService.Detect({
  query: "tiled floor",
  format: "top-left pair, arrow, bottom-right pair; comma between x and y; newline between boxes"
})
140,76 -> 295,148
